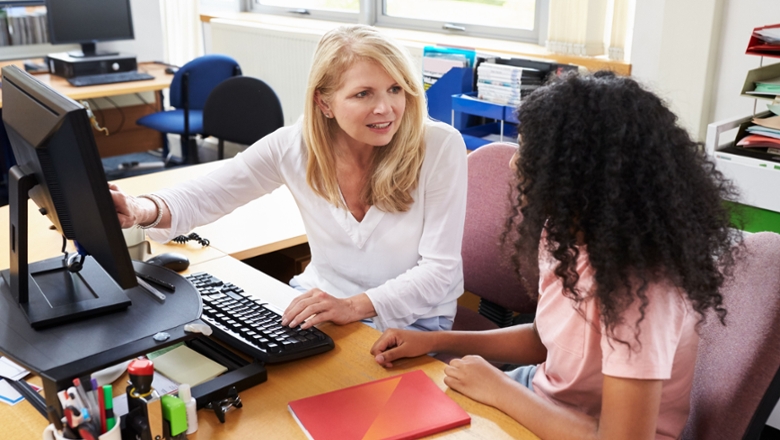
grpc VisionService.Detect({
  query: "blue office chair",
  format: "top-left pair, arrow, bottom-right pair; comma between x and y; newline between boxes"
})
136,54 -> 241,164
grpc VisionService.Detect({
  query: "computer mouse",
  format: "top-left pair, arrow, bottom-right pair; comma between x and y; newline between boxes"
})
145,252 -> 190,272
164,66 -> 178,74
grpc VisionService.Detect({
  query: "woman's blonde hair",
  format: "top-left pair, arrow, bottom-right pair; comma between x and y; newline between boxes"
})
303,24 -> 427,213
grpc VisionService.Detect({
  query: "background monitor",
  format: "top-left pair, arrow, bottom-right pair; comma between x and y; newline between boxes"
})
1,65 -> 136,328
44,0 -> 135,58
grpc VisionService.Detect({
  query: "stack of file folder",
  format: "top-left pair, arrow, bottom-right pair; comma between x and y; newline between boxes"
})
476,62 -> 543,106
737,115 -> 780,156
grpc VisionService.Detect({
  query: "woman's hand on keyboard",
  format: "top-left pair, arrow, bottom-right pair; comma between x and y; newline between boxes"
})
281,289 -> 376,329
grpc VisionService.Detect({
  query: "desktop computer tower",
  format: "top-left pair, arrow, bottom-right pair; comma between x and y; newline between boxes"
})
47,52 -> 138,78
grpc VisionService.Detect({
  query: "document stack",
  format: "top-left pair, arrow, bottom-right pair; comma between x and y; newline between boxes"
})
0,6 -> 49,46
738,115 -> 780,155
422,53 -> 469,90
421,46 -> 475,91
476,62 -> 543,106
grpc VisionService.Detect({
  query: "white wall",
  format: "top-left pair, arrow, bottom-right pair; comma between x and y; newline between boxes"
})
708,0 -> 780,125
631,0 -> 780,141
101,0 -> 165,62
630,0 -> 725,141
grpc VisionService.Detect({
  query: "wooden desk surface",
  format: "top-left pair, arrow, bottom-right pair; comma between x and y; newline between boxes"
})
0,256 -> 536,439
0,61 -> 173,108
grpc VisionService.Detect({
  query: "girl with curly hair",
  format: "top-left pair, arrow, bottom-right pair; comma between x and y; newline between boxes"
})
371,71 -> 741,439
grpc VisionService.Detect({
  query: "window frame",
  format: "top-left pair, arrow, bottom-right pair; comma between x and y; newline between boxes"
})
249,0 -> 360,24
248,0 -> 549,44
374,0 -> 548,44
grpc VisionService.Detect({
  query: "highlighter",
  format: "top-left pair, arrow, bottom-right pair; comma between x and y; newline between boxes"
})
103,384 -> 116,431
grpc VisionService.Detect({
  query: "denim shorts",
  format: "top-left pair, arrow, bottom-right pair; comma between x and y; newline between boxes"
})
289,278 -> 453,332
505,364 -> 538,391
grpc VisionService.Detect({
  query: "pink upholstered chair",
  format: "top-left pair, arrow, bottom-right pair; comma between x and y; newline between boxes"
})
682,231 -> 780,440
454,142 -> 536,332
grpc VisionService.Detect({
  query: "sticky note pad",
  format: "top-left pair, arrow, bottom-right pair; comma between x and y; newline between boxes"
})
152,345 -> 227,387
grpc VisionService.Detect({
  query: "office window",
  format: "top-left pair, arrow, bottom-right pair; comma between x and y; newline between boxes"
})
252,0 -> 359,22
377,0 -> 541,42
250,0 -> 546,43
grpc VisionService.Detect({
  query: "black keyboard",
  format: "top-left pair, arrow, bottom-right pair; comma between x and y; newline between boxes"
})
186,272 -> 335,364
67,71 -> 155,87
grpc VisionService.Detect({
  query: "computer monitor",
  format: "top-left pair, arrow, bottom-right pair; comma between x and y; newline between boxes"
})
0,65 -> 136,328
44,0 -> 135,58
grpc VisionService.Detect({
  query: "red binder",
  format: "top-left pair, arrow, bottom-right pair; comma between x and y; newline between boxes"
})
288,370 -> 471,440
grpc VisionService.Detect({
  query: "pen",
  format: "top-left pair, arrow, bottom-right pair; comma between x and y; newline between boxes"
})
72,379 -> 89,410
97,384 -> 107,434
136,272 -> 176,291
73,378 -> 98,426
89,377 -> 102,428
103,384 -> 116,432
137,276 -> 167,302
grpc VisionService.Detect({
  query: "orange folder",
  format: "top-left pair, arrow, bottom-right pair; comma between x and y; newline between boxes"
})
288,369 -> 471,440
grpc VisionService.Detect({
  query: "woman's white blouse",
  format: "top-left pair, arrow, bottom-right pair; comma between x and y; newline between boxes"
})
148,118 -> 467,330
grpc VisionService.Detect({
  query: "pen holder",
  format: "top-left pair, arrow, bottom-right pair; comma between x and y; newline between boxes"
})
123,226 -> 152,261
42,420 -> 121,440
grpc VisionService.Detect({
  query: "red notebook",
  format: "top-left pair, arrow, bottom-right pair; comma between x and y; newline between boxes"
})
288,369 -> 471,440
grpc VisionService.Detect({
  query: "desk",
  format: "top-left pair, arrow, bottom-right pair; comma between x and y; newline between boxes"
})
0,61 -> 172,107
0,163 -> 536,439
1,256 -> 537,439
0,61 -> 173,158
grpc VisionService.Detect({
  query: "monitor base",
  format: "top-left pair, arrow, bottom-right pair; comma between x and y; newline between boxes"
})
0,255 -> 131,329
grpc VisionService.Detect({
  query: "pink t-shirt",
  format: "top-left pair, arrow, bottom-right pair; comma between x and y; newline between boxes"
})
532,245 -> 699,439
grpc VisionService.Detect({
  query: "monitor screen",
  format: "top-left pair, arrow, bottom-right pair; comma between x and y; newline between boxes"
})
44,0 -> 134,57
1,65 -> 136,327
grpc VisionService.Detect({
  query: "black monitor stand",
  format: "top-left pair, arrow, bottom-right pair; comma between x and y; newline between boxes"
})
67,42 -> 119,58
0,166 -> 131,329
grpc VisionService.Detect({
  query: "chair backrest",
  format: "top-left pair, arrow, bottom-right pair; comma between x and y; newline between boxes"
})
682,231 -> 780,440
202,76 -> 284,145
462,142 -> 535,314
169,54 -> 241,111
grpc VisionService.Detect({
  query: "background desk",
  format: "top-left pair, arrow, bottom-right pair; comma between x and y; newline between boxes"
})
0,160 -> 305,269
0,61 -> 172,158
110,160 -> 308,260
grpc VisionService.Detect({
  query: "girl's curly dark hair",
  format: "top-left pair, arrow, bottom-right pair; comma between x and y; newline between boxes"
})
508,70 -> 742,344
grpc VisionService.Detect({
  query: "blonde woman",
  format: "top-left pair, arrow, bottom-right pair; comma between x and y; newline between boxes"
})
111,25 -> 467,332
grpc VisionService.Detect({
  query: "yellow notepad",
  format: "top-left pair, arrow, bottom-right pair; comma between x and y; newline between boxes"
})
152,345 -> 227,387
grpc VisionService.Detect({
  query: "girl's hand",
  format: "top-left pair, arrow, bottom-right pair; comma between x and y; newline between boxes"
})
370,329 -> 436,368
282,289 -> 374,329
444,355 -> 509,408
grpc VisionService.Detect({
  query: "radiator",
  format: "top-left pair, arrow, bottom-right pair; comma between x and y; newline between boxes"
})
210,19 -> 424,127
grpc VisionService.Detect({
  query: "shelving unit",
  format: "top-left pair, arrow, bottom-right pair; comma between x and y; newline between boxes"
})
451,92 -> 518,150
705,45 -> 780,234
